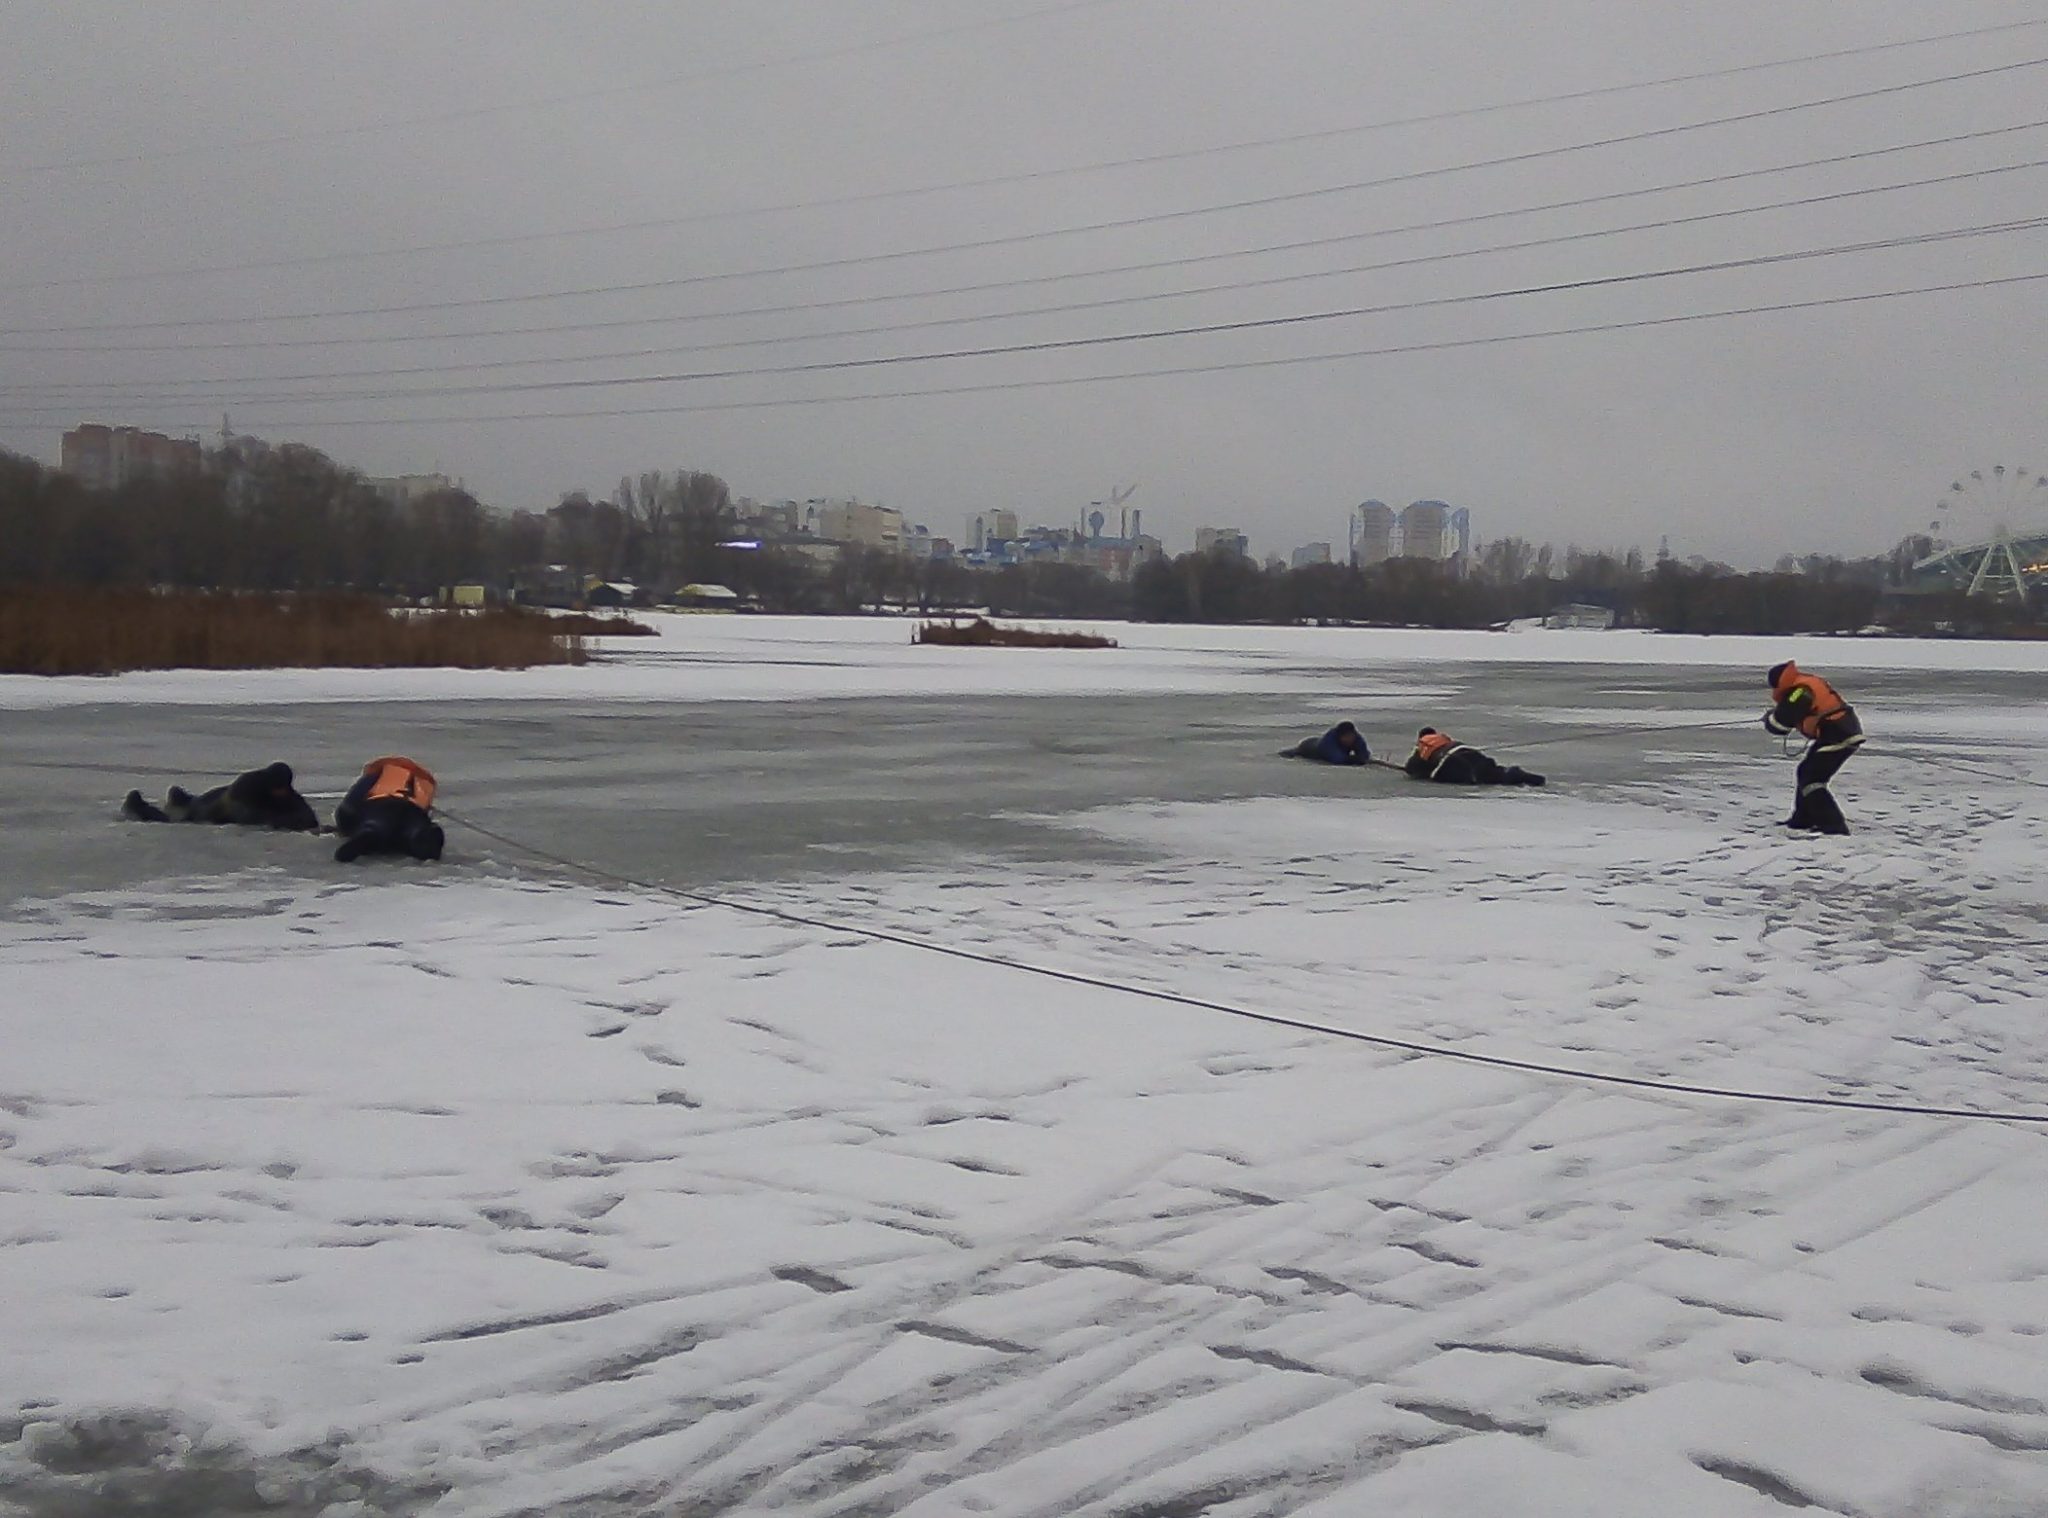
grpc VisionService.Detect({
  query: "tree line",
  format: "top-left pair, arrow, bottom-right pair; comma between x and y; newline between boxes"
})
1129,538 -> 2031,636
3,444 -> 2031,634
0,445 -> 744,600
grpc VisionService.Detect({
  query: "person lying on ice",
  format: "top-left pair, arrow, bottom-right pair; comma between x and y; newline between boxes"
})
1284,720 -> 1371,765
1762,660 -> 1863,836
333,756 -> 444,863
122,761 -> 319,830
1403,728 -> 1545,787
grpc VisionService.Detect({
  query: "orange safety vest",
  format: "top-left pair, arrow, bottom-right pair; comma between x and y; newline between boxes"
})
1414,731 -> 1457,765
1770,664 -> 1850,740
361,755 -> 437,811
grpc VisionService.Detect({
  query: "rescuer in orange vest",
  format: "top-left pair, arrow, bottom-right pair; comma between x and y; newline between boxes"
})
1762,661 -> 1863,835
1403,728 -> 1545,787
332,756 -> 443,863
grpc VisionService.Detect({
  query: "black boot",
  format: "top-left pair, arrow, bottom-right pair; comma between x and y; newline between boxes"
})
121,789 -> 169,822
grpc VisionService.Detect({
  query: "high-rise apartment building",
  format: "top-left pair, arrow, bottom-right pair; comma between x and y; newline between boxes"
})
60,424 -> 202,491
1351,500 -> 1396,565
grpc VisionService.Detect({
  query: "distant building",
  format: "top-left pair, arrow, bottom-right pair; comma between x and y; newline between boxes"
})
735,499 -> 802,537
811,499 -> 903,551
968,508 -> 1021,551
1196,525 -> 1249,558
60,424 -> 201,491
365,472 -> 459,508
1291,542 -> 1332,568
1398,500 -> 1453,560
1351,500 -> 1396,566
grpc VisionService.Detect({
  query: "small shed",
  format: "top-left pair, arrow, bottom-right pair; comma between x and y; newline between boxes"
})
672,583 -> 741,609
1543,603 -> 1616,630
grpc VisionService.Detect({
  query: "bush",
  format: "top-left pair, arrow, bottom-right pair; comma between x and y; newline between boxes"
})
0,588 -> 585,675
914,617 -> 1116,649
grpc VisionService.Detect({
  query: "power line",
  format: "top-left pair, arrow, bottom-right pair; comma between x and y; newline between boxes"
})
8,14 -> 2047,282
16,118 -> 2048,365
66,216 -> 2048,408
436,807 -> 2048,1127
0,0 -> 1141,178
9,264 -> 2043,432
18,148 -> 2048,400
11,51 -> 2048,340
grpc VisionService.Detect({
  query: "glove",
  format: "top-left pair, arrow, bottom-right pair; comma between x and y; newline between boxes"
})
1762,713 -> 1790,735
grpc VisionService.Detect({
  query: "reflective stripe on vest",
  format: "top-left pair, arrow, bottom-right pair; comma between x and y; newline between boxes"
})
362,756 -> 437,811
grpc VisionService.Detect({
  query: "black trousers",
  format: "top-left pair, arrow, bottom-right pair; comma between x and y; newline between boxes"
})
1789,736 -> 1861,834
1435,750 -> 1545,787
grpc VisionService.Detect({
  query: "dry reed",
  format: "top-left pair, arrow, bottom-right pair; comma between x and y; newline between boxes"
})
549,612 -> 659,636
0,588 -> 585,676
914,617 -> 1117,649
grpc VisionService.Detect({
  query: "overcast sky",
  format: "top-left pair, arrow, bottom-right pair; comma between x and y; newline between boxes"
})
3,0 -> 2046,562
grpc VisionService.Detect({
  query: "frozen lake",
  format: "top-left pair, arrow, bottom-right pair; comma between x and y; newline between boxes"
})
3,618 -> 2046,1516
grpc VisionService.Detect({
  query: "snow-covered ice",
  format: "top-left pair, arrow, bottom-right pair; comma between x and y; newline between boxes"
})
3,619 -> 2046,1516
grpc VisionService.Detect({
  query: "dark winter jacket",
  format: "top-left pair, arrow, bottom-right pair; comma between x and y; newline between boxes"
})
1293,723 -> 1370,765
191,764 -> 319,829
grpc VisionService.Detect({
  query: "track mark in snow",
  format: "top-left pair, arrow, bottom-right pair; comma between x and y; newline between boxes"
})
1861,1361 -> 2048,1417
773,1264 -> 854,1294
1693,1455 -> 1822,1508
1437,1339 -> 1622,1368
1207,1343 -> 1326,1376
1390,1397 -> 1546,1436
897,1319 -> 1033,1354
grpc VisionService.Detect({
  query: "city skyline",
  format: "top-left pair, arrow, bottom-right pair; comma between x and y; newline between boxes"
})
5,4 -> 2046,565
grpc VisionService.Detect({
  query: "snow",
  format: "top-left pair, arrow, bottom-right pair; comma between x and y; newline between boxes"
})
3,622 -> 2047,1515
5,612 -> 2048,710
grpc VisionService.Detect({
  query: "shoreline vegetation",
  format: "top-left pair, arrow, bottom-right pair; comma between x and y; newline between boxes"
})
548,612 -> 658,637
0,589 -> 586,676
914,617 -> 1117,649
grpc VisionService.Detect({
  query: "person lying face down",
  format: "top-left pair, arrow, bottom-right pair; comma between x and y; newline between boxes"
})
1403,728 -> 1545,787
333,756 -> 444,863
122,762 -> 320,830
1284,721 -> 1372,765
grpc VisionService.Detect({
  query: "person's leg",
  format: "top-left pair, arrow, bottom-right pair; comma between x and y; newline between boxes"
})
1501,766 -> 1545,787
185,784 -> 233,824
1794,742 -> 1853,835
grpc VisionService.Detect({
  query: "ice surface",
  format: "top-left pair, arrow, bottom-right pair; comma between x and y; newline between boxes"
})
3,621 -> 2046,1515
6,612 -> 2048,711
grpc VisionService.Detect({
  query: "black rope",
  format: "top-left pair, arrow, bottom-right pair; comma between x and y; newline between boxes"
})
438,806 -> 2048,1128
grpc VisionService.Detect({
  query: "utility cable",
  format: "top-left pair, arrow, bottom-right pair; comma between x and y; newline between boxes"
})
6,263 -> 2046,432
16,114 -> 2048,359
435,805 -> 2048,1126
10,50 -> 2048,338
20,142 -> 2048,396
45,214 -> 2038,411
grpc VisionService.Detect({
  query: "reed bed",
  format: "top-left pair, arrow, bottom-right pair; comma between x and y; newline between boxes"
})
914,617 -> 1117,649
0,588 -> 585,676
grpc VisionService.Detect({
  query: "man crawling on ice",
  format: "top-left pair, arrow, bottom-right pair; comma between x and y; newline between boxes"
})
122,761 -> 320,830
1281,720 -> 1371,765
332,755 -> 443,863
1404,728 -> 1545,787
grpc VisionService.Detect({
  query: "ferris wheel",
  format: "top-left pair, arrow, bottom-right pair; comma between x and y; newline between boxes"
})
1915,464 -> 2048,599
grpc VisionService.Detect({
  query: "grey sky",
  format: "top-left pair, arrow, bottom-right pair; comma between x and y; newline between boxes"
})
3,0 -> 2045,563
